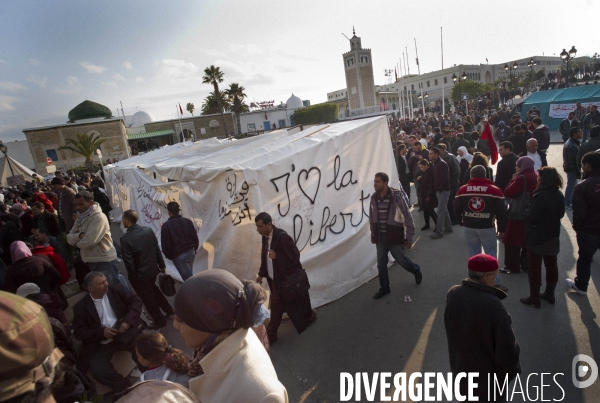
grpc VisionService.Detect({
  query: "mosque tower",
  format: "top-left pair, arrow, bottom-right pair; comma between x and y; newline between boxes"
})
343,28 -> 376,111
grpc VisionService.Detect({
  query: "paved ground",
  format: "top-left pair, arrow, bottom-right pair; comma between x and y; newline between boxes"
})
94,143 -> 598,402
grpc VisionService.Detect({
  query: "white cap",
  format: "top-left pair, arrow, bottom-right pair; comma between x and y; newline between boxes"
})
16,283 -> 41,297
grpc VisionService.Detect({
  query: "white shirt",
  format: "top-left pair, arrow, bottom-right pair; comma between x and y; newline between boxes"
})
419,138 -> 428,147
527,152 -> 543,171
92,293 -> 118,344
266,231 -> 274,280
400,154 -> 410,173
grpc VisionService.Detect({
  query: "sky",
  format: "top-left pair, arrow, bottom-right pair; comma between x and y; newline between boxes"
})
0,0 -> 598,142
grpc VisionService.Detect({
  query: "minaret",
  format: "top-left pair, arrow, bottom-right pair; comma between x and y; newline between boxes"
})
343,28 -> 376,111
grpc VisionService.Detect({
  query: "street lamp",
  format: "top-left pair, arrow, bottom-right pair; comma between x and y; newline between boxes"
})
560,46 -> 577,85
528,58 -> 537,81
452,72 -> 468,112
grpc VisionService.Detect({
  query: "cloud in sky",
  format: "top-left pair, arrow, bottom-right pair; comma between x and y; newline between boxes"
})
0,81 -> 26,92
55,76 -> 82,94
104,82 -> 118,89
158,59 -> 200,78
29,58 -> 40,65
0,59 -> 6,64
0,95 -> 18,112
79,61 -> 106,74
113,73 -> 125,81
27,75 -> 48,88
135,76 -> 144,83
123,61 -> 133,70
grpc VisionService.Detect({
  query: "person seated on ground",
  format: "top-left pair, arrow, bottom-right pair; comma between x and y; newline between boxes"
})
72,271 -> 145,394
4,240 -> 61,294
17,282 -> 68,324
173,269 -> 288,402
135,332 -> 190,388
0,291 -> 64,403
21,188 -> 55,213
31,231 -> 71,286
31,201 -> 60,237
34,227 -> 70,265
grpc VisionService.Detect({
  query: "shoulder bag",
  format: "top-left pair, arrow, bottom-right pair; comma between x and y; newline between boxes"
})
506,175 -> 530,221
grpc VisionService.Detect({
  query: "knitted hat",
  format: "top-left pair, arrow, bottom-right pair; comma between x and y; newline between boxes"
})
468,254 -> 499,273
470,165 -> 486,179
50,177 -> 65,185
0,291 -> 63,401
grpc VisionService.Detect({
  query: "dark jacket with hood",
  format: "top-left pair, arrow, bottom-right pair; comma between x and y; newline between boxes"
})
525,188 -> 565,247
563,137 -> 581,173
573,169 -> 600,235
533,124 -> 550,151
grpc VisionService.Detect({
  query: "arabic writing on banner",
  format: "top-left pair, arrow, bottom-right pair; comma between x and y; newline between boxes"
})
549,102 -> 600,119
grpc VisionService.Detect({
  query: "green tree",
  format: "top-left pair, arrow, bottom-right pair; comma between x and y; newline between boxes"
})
201,91 -> 231,115
449,80 -> 486,102
186,102 -> 195,116
225,83 -> 249,135
291,103 -> 338,125
202,65 -> 228,136
58,132 -> 106,171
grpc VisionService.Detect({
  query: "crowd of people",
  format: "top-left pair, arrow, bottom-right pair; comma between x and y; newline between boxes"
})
1,101 -> 599,402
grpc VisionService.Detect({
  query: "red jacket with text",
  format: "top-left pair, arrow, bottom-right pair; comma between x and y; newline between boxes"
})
453,177 -> 507,232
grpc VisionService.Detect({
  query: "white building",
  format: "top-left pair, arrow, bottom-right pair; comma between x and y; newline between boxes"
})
238,94 -> 306,133
328,53 -> 571,118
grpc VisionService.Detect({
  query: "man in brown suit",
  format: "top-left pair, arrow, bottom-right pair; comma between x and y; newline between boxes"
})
255,212 -> 316,344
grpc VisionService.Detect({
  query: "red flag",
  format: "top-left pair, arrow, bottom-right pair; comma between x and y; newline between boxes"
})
179,103 -> 184,116
481,121 -> 498,164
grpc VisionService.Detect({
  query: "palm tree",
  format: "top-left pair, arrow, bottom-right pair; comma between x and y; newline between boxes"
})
58,132 -> 106,171
225,83 -> 248,135
201,91 -> 231,115
186,102 -> 195,116
202,65 -> 228,136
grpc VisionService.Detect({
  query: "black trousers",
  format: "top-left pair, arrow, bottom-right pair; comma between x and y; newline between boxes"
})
267,288 -> 284,343
88,336 -> 142,393
447,182 -> 458,224
129,276 -> 173,327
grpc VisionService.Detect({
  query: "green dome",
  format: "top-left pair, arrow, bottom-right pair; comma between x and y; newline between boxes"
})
68,100 -> 113,123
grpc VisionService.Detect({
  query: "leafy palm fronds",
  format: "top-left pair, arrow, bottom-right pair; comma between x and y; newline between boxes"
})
58,132 -> 106,169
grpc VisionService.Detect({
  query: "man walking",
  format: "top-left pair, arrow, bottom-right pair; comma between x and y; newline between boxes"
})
397,143 -> 412,202
582,104 -> 600,144
121,210 -> 174,329
566,151 -> 600,296
577,126 -> 600,165
559,112 -> 580,143
67,191 -> 121,287
508,123 -> 532,156
520,138 -> 548,171
531,117 -> 550,156
437,144 -> 460,226
255,212 -> 316,344
369,172 -> 422,298
454,166 -> 508,292
409,142 -> 429,208
444,254 -> 521,401
161,201 -> 199,281
50,176 -> 76,232
429,147 -> 453,239
495,141 -> 519,192
563,127 -> 583,208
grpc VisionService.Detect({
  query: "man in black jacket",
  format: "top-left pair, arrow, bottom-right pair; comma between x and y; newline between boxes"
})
531,117 -> 550,155
160,201 -> 199,281
563,127 -> 582,208
495,141 -> 519,191
559,112 -> 580,143
73,271 -> 145,393
121,209 -> 173,329
397,143 -> 412,201
577,126 -> 600,166
255,212 -> 316,344
445,254 -> 520,401
508,123 -> 532,156
437,144 -> 460,225
566,151 -> 600,296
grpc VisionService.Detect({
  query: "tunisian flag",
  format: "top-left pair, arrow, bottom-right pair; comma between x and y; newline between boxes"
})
481,121 -> 498,164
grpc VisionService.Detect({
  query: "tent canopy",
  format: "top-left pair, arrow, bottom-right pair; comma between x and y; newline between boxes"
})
0,156 -> 36,186
105,117 -> 398,307
520,84 -> 600,130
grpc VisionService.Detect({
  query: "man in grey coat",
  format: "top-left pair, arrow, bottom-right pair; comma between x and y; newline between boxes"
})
445,254 -> 521,401
121,209 -> 174,329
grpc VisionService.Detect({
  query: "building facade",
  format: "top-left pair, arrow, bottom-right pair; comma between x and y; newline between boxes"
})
238,94 -> 306,133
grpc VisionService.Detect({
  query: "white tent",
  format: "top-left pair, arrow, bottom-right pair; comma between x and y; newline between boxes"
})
0,155 -> 37,186
105,116 -> 398,307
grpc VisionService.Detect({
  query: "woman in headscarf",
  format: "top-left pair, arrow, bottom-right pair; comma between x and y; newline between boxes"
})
4,241 -> 61,293
456,146 -> 473,186
500,156 -> 539,276
173,270 -> 288,403
521,167 -> 565,308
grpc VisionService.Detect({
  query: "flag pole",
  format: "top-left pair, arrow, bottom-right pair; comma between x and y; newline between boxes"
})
176,105 -> 185,143
441,27 -> 445,116
403,50 -> 412,118
415,38 -> 426,116
398,62 -> 404,119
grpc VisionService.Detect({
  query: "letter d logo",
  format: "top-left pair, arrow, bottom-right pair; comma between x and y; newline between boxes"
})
572,354 -> 598,388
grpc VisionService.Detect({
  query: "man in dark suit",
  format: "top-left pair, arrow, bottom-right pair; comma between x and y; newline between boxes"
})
397,143 -> 412,201
73,271 -> 144,393
559,112 -> 580,143
121,210 -> 174,329
495,141 -> 519,192
255,212 -> 316,344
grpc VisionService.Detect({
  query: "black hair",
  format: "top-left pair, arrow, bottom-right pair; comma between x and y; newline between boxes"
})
499,141 -> 513,151
537,167 -> 563,190
569,127 -> 582,137
429,146 -> 441,155
255,212 -> 272,225
123,210 -> 139,224
581,152 -> 600,170
166,201 -> 180,215
375,172 -> 389,183
74,191 -> 94,201
532,117 -> 542,125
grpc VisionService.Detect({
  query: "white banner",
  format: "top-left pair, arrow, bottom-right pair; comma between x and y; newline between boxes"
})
106,117 -> 399,307
549,102 -> 600,119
